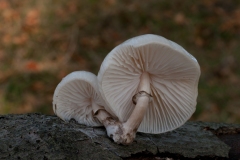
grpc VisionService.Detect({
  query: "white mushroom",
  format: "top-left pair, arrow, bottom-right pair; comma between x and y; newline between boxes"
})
98,34 -> 201,144
53,71 -> 114,127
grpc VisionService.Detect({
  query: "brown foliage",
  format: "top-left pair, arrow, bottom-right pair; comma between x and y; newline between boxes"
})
0,0 -> 239,123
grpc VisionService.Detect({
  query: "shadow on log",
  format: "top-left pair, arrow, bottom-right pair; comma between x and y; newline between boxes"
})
0,113 -> 239,160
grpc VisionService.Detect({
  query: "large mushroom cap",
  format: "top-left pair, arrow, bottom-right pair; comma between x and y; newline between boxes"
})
98,34 -> 200,133
53,71 -> 105,126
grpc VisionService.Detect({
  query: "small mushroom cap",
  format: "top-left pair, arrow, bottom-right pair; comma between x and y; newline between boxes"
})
53,71 -> 106,126
98,34 -> 201,133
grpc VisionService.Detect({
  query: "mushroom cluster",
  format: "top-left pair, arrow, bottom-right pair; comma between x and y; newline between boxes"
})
53,34 -> 201,145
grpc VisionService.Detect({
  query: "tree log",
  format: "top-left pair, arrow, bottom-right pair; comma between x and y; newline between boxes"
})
0,113 -> 239,160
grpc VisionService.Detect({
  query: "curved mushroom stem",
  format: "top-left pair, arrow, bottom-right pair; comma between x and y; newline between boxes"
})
118,72 -> 151,144
92,101 -> 123,143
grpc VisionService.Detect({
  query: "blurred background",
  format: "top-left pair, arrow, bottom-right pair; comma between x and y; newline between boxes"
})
0,0 -> 239,123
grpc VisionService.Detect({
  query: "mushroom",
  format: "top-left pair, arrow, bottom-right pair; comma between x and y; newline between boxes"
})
98,34 -> 201,144
53,71 -> 115,128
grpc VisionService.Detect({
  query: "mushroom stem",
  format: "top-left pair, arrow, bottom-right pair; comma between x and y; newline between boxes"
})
92,100 -> 123,142
92,72 -> 152,145
138,72 -> 151,93
91,100 -> 112,124
121,72 -> 151,144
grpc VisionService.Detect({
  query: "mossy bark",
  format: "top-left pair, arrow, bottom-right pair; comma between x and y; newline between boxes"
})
0,113 -> 239,160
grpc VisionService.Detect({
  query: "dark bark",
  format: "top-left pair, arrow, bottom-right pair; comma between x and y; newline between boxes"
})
0,113 -> 239,160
